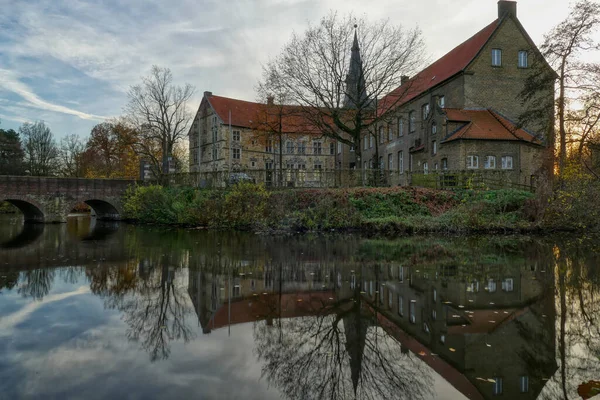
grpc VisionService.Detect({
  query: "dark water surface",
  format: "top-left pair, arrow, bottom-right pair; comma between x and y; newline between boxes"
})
0,215 -> 599,400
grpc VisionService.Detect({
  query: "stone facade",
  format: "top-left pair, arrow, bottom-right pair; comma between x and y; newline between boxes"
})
188,94 -> 336,178
355,2 -> 552,187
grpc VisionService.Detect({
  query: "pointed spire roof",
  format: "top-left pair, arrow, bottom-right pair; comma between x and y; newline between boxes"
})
344,25 -> 368,109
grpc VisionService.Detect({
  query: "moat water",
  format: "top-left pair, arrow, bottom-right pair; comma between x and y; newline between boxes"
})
0,214 -> 599,400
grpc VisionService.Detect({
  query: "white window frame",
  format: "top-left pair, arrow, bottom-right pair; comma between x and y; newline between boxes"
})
484,155 -> 496,169
432,122 -> 437,135
398,151 -> 404,172
232,148 -> 241,160
492,48 -> 502,67
232,130 -> 240,141
518,50 -> 528,68
369,135 -> 374,148
286,141 -> 294,154
442,158 -> 448,170
438,96 -> 445,108
409,301 -> 416,324
388,153 -> 393,170
409,111 -> 416,133
501,155 -> 514,170
432,140 -> 437,155
398,296 -> 404,316
398,117 -> 404,137
520,376 -> 529,393
488,279 -> 497,293
467,155 -> 479,169
423,162 -> 429,174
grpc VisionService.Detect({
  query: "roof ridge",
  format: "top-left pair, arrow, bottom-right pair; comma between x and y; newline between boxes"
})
488,109 -> 526,141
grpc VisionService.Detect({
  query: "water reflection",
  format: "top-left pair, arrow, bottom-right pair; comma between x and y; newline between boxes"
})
0,216 -> 599,399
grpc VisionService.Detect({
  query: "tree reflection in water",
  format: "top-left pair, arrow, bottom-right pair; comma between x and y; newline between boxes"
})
87,255 -> 195,362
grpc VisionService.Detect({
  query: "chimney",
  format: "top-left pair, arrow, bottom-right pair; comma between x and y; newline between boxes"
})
498,1 -> 517,18
267,95 -> 274,105
204,91 -> 213,98
401,75 -> 410,85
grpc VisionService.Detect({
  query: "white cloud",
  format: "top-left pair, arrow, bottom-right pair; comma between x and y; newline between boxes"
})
0,69 -> 108,121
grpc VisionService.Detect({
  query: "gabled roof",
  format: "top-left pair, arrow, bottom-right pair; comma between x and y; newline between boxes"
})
442,108 -> 540,144
379,19 -> 500,112
205,94 -> 322,134
206,95 -> 261,128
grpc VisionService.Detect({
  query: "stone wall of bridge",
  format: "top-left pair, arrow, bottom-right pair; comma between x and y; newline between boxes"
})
0,176 -> 136,223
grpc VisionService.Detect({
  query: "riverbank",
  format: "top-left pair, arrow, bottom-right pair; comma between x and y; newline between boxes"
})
122,183 -> 549,234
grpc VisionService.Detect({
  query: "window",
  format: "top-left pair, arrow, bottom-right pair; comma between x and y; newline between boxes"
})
286,141 -> 294,154
337,142 -> 342,154
369,135 -> 374,148
503,278 -> 514,292
266,140 -> 273,153
467,155 -> 479,169
314,163 -> 322,170
379,126 -> 385,143
369,281 -> 373,296
438,96 -> 445,108
251,161 -> 256,167
442,158 -> 448,170
423,162 -> 429,174
350,145 -> 355,152
431,122 -> 437,135
398,118 -> 404,137
421,103 -> 430,121
388,291 -> 393,308
398,296 -> 404,316
433,289 -> 437,302
434,163 -> 438,170
233,148 -> 240,160
363,161 -> 367,170
484,155 -> 496,169
265,161 -> 273,169
380,285 -> 384,304
468,280 -> 480,293
212,146 -> 218,160
298,141 -> 306,155
398,266 -> 404,282
520,376 -> 529,393
492,48 -> 502,66
432,309 -> 437,320
432,140 -> 437,155
212,128 -> 218,143
232,130 -> 240,141
398,151 -> 404,172
518,50 -> 528,68
313,141 -> 322,155
388,153 -> 393,170
364,135 -> 368,150
388,125 -> 393,141
409,111 -> 416,133
488,279 -> 497,293
330,142 -> 335,155
379,156 -> 384,170
493,377 -> 503,395
440,334 -> 446,344
501,155 -> 514,169
409,301 -> 416,323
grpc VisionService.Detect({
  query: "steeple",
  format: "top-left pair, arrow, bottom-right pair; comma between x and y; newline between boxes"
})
344,25 -> 368,109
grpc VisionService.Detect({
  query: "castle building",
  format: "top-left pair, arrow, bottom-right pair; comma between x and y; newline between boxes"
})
344,0 -> 554,187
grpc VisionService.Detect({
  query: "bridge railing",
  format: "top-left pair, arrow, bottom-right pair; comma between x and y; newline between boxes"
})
0,176 -> 138,196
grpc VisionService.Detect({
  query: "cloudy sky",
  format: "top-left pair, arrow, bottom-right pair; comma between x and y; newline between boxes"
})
0,0 -> 582,138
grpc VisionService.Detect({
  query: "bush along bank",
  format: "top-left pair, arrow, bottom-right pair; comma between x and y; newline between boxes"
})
122,183 -> 540,234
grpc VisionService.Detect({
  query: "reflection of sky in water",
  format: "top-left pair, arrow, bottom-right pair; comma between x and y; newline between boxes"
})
0,268 -> 466,400
0,271 -> 280,400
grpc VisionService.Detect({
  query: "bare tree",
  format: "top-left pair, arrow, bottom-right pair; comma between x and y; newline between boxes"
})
520,0 -> 600,178
260,12 -> 426,171
59,133 -> 85,177
19,121 -> 59,176
124,66 -> 195,176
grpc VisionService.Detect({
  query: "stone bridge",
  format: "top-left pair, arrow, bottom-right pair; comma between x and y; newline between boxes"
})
0,176 -> 136,223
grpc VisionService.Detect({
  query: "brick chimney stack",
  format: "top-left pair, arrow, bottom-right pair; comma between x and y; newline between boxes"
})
204,91 -> 213,98
401,75 -> 410,85
498,1 -> 517,18
267,95 -> 274,105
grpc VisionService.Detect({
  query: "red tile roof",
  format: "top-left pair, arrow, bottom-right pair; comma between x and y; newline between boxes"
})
207,95 -> 261,128
207,94 -> 323,134
379,20 -> 500,113
443,108 -> 540,143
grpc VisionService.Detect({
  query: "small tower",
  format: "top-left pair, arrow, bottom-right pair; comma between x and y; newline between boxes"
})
344,25 -> 368,109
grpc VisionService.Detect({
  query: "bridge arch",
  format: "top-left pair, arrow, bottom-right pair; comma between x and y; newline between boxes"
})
68,198 -> 122,221
1,197 -> 46,223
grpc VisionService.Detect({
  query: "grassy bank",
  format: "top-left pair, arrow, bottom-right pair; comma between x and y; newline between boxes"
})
122,183 -> 540,234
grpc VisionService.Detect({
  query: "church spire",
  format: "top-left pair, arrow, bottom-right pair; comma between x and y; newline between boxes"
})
344,24 -> 368,109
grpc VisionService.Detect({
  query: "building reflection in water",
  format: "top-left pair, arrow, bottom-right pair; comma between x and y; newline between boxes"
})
187,238 -> 560,400
4,221 -> 600,399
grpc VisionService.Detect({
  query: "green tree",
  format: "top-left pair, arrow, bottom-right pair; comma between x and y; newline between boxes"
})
0,122 -> 25,175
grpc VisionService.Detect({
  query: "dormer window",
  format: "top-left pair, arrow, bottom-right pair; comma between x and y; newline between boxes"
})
518,50 -> 528,68
492,49 -> 502,66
